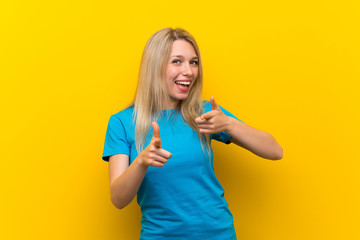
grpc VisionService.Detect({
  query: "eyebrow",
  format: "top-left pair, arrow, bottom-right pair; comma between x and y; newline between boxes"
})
170,55 -> 198,59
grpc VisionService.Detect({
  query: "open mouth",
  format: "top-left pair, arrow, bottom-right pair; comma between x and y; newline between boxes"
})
175,80 -> 191,86
174,80 -> 191,92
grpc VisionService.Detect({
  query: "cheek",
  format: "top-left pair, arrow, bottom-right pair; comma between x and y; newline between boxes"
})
166,71 -> 177,89
166,68 -> 177,80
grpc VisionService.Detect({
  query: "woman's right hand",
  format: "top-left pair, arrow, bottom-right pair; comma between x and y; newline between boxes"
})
138,122 -> 172,167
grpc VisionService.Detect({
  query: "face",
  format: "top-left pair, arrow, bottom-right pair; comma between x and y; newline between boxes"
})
165,40 -> 199,109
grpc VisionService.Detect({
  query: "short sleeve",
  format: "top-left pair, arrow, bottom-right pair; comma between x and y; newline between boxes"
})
102,115 -> 130,162
211,105 -> 244,144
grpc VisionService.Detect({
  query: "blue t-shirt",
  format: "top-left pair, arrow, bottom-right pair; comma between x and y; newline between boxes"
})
102,101 -> 243,240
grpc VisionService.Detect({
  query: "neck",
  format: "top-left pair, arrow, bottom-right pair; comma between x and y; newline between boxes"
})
163,98 -> 180,110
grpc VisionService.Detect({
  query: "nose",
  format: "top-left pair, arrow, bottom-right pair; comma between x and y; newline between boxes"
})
181,63 -> 193,77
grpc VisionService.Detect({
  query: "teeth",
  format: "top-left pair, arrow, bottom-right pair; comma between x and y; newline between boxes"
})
175,81 -> 191,86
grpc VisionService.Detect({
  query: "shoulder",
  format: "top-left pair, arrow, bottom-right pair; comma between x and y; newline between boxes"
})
112,106 -> 134,121
202,100 -> 226,113
106,106 -> 135,129
202,100 -> 212,113
201,99 -> 242,122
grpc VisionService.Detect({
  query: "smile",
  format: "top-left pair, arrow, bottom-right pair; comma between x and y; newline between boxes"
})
174,80 -> 191,92
174,80 -> 191,86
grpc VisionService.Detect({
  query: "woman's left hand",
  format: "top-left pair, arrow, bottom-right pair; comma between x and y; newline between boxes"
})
195,96 -> 230,134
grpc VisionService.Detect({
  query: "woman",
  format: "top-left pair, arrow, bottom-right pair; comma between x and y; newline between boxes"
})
102,28 -> 283,240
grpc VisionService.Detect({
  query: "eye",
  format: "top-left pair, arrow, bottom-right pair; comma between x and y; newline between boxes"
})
190,60 -> 199,65
172,59 -> 181,64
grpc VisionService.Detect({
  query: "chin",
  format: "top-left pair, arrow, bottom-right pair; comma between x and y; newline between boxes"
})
177,94 -> 190,101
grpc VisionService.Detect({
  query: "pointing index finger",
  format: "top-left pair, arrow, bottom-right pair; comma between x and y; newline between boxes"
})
152,121 -> 161,148
152,121 -> 160,138
210,96 -> 220,110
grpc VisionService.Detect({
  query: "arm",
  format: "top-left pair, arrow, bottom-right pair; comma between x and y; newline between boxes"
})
109,154 -> 147,209
226,117 -> 283,160
195,96 -> 283,160
109,122 -> 172,209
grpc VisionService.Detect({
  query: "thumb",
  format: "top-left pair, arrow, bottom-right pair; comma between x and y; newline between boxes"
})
152,121 -> 161,148
210,96 -> 220,110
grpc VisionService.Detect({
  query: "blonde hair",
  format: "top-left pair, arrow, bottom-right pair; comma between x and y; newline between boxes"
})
131,27 -> 210,156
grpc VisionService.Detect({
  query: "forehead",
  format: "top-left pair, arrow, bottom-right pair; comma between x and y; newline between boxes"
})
170,40 -> 197,57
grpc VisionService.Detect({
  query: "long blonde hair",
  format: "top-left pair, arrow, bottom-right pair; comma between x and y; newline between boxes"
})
132,27 -> 210,155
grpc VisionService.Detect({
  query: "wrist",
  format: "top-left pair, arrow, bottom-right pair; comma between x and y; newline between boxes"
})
136,153 -> 150,168
224,116 -> 234,133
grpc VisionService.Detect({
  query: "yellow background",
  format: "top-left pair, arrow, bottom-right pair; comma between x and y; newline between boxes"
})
1,0 -> 359,239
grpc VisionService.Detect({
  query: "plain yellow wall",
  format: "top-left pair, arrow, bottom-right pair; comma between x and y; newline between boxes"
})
1,0 -> 359,239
